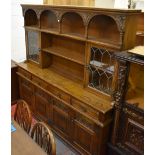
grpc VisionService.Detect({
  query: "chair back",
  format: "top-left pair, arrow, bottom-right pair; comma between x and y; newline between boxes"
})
31,122 -> 56,155
14,99 -> 32,134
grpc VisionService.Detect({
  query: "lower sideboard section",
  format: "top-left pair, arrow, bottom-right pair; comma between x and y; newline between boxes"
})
18,74 -> 113,155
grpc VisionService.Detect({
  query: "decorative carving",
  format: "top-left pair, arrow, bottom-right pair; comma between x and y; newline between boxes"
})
78,12 -> 97,26
123,108 -> 143,121
112,60 -> 128,107
113,15 -> 126,32
111,60 -> 128,145
125,122 -> 144,153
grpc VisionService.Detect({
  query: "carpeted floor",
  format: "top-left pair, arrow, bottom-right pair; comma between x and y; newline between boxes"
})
11,103 -> 79,155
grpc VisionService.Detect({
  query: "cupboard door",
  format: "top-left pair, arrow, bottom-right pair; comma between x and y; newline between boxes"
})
35,87 -> 50,122
121,108 -> 144,155
19,77 -> 34,112
73,115 -> 97,155
52,99 -> 70,139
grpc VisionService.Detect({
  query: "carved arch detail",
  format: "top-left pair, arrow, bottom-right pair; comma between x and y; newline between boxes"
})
59,11 -> 85,25
39,9 -> 58,20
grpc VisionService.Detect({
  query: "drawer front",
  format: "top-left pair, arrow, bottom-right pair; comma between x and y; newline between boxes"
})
71,98 -> 99,120
32,75 -> 48,89
47,85 -> 70,103
18,67 -> 31,79
35,87 -> 51,102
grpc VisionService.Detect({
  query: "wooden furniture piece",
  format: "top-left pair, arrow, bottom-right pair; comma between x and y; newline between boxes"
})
17,5 -> 141,155
11,120 -> 47,155
31,122 -> 56,155
108,51 -> 144,155
11,60 -> 19,104
14,99 -> 32,134
135,12 -> 144,46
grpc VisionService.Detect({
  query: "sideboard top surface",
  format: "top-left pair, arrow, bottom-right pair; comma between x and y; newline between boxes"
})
17,62 -> 113,113
21,4 -> 141,14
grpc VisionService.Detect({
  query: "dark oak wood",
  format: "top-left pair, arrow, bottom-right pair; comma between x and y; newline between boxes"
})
11,60 -> 19,103
12,120 -> 47,155
18,5 -> 142,155
135,12 -> 144,46
31,122 -> 56,155
14,99 -> 32,134
109,51 -> 144,155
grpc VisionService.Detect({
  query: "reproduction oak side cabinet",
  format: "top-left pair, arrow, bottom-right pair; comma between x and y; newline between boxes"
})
17,5 -> 141,155
108,51 -> 144,155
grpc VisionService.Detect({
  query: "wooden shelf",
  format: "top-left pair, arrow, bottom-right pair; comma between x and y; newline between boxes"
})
41,28 -> 59,34
25,26 -> 39,31
90,63 -> 114,74
61,12 -> 85,37
88,38 -> 121,50
61,33 -> 86,41
42,47 -> 85,65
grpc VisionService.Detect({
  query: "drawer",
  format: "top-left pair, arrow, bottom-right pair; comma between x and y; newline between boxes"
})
20,77 -> 33,89
53,98 -> 69,113
71,98 -> 99,120
59,91 -> 70,103
35,87 -> 51,102
18,67 -> 31,79
47,85 -> 70,103
31,75 -> 48,89
75,114 -> 95,132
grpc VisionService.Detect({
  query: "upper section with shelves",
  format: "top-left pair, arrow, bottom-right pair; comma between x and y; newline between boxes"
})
22,4 -> 141,50
41,32 -> 85,65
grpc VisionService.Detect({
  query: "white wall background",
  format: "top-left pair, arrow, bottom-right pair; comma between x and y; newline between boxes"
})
11,0 -> 43,62
95,0 -> 115,8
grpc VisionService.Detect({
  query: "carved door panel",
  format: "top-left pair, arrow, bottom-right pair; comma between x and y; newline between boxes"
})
19,77 -> 35,112
117,108 -> 144,155
51,99 -> 70,139
73,114 -> 98,155
35,87 -> 50,122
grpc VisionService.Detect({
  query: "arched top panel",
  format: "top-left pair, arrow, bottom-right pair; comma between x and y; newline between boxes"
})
25,9 -> 38,27
61,12 -> 85,37
88,14 -> 120,45
40,10 -> 59,32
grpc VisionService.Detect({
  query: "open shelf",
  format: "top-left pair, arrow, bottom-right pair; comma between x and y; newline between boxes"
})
125,63 -> 144,109
25,9 -> 38,27
40,10 -> 59,32
42,47 -> 84,65
61,12 -> 85,37
41,32 -> 85,65
88,15 -> 120,45
42,54 -> 84,85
